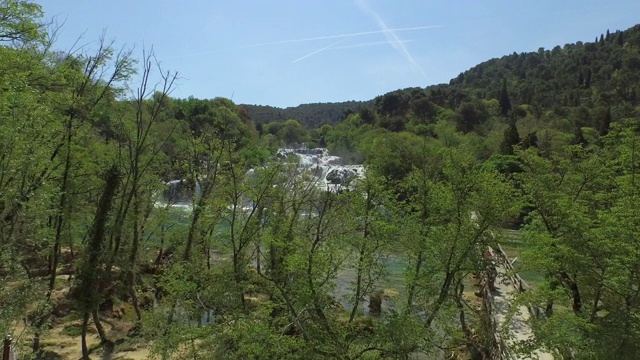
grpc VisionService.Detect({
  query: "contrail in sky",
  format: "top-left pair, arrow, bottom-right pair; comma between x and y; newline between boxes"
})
292,36 -> 353,63
236,25 -> 441,49
354,0 -> 427,77
292,39 -> 415,63
168,25 -> 437,60
325,39 -> 415,51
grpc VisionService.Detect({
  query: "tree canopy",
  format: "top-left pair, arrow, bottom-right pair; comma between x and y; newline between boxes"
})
1,4 -> 640,358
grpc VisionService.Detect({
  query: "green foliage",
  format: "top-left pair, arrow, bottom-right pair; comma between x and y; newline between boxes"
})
174,96 -> 255,147
482,154 -> 523,175
516,119 -> 640,358
61,324 -> 84,337
279,118 -> 307,145
360,130 -> 424,184
243,100 -> 368,128
500,119 -> 521,155
2,5 -> 640,359
499,79 -> 512,116
0,0 -> 45,45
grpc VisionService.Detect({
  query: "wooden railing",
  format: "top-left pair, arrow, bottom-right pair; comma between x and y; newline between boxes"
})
494,244 -> 544,319
478,242 -> 548,359
479,273 -> 512,360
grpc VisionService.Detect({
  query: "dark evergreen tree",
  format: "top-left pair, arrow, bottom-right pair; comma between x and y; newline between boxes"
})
606,29 -> 611,41
359,107 -> 376,124
500,119 -> 520,155
375,91 -> 410,117
597,107 -> 612,136
585,68 -> 592,88
342,109 -> 354,120
578,72 -> 584,87
457,101 -> 486,133
617,31 -> 624,46
499,79 -> 512,117
599,34 -> 605,45
376,115 -> 406,132
572,126 -> 588,146
319,136 -> 327,148
410,97 -> 436,123
522,131 -> 538,149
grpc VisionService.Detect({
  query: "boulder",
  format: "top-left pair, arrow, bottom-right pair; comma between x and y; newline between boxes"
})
326,168 -> 356,185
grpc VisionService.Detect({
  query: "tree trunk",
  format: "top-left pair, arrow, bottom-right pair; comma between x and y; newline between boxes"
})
128,187 -> 142,320
32,331 -> 40,356
78,165 -> 120,358
49,115 -> 74,295
183,204 -> 202,261
406,250 -> 423,312
92,310 -> 107,342
545,301 -> 554,317
81,311 -> 90,360
560,272 -> 582,313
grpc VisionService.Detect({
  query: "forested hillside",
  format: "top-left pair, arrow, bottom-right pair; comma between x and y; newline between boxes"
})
246,25 -> 640,158
1,1 -> 639,359
318,25 -> 640,162
449,26 -> 640,109
241,100 -> 369,128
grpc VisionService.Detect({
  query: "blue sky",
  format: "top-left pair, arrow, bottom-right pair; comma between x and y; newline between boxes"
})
39,0 -> 640,108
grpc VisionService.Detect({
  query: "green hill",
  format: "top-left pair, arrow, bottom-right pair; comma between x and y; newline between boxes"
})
257,24 -> 640,137
241,100 -> 370,128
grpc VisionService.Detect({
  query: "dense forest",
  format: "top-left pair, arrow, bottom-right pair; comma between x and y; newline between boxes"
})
1,1 -> 639,359
241,101 -> 369,129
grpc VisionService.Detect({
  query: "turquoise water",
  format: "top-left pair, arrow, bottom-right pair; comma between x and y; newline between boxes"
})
334,255 -> 408,315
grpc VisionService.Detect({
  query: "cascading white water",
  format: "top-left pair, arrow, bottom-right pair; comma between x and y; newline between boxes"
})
157,179 -> 201,210
158,147 -> 365,209
278,147 -> 365,191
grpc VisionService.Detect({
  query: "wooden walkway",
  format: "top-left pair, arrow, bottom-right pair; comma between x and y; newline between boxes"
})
490,246 -> 554,360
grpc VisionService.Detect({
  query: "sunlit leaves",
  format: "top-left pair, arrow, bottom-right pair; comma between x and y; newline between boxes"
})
518,119 -> 640,358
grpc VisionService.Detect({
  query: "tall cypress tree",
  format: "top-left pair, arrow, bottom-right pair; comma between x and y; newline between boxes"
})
578,72 -> 584,87
499,79 -> 512,117
617,31 -> 624,46
572,126 -> 588,147
522,131 -> 538,149
598,108 -> 612,136
500,118 -> 520,155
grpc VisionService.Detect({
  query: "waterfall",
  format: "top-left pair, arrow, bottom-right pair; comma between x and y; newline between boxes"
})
159,179 -> 201,209
278,147 -> 365,191
158,148 -> 365,210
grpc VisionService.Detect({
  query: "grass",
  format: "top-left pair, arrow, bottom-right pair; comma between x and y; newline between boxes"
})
61,323 -> 84,337
36,314 -> 151,360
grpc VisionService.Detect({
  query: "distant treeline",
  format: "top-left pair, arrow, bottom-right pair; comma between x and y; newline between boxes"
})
240,100 -> 370,128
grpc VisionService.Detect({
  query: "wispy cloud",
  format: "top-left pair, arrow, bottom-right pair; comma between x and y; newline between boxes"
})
354,0 -> 427,77
292,39 -> 415,63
